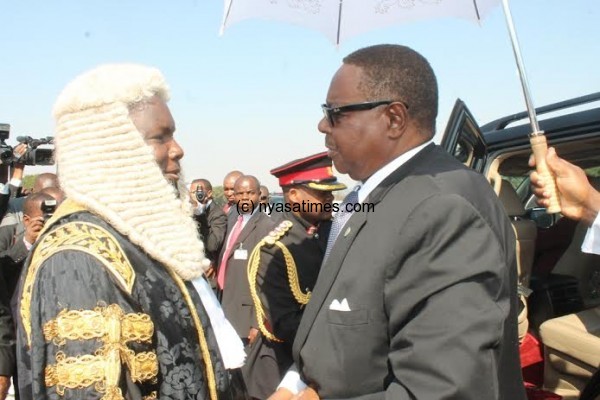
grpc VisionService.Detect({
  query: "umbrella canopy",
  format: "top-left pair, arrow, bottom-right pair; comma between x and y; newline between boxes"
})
220,0 -> 562,214
221,0 -> 501,46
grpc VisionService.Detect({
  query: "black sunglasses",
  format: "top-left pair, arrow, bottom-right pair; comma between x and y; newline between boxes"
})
321,100 -> 408,127
260,196 -> 268,200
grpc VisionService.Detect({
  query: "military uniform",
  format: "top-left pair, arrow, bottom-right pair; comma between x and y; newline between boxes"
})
243,152 -> 344,399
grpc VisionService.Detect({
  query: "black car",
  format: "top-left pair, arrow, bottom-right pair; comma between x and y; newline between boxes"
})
441,92 -> 600,399
269,193 -> 284,206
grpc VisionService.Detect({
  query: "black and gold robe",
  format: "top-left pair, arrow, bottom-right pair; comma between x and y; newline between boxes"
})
15,201 -> 247,400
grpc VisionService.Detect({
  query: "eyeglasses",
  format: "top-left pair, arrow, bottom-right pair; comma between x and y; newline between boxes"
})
321,100 -> 408,127
260,196 -> 268,201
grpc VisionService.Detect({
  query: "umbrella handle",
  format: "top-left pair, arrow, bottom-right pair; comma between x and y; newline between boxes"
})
530,134 -> 561,214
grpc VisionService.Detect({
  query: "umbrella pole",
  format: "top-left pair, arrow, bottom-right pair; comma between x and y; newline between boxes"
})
220,0 -> 233,36
501,0 -> 561,213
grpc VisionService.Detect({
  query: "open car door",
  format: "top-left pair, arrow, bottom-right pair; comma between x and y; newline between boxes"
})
440,99 -> 488,174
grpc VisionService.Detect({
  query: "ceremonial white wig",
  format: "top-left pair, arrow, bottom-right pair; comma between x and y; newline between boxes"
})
53,64 -> 209,280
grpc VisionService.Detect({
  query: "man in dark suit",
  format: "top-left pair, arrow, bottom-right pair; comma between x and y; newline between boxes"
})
244,152 -> 346,400
0,192 -> 54,400
223,170 -> 244,215
1,169 -> 59,228
218,175 -> 271,343
190,178 -> 227,274
0,276 -> 12,400
0,144 -> 27,227
271,44 -> 525,400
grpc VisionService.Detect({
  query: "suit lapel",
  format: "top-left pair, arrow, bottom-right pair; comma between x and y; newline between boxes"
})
293,209 -> 369,358
293,143 -> 438,360
234,212 -> 263,248
221,213 -> 255,262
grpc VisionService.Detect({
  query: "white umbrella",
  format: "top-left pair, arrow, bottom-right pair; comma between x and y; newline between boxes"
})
221,0 -> 500,46
220,0 -> 561,213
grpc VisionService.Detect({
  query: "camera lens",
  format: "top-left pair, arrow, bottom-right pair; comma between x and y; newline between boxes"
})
0,147 -> 13,164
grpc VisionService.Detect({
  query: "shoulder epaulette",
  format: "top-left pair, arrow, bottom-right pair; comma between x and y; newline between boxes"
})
248,220 -> 312,342
263,220 -> 293,245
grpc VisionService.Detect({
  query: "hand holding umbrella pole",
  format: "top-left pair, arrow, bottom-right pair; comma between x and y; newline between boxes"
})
501,0 -> 560,213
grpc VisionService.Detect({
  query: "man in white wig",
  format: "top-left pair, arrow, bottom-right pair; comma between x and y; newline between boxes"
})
15,64 -> 248,400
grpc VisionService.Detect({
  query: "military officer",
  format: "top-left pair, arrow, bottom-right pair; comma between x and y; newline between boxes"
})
244,152 -> 346,399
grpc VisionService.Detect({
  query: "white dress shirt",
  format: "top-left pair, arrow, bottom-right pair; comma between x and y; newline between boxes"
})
358,141 -> 432,203
582,213 -> 600,255
0,178 -> 22,194
190,277 -> 246,369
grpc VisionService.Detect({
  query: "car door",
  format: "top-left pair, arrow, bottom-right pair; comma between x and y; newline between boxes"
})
440,99 -> 488,173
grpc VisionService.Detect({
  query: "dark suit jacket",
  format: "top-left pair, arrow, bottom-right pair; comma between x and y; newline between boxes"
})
292,144 -> 526,400
194,201 -> 227,264
219,211 -> 271,338
0,184 -> 22,225
0,223 -> 28,377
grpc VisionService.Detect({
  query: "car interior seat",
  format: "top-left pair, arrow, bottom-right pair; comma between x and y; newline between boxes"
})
539,306 -> 600,399
497,178 -> 538,342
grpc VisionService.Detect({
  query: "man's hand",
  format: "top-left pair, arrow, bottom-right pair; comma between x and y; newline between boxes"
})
12,143 -> 27,163
291,388 -> 320,400
9,143 -> 28,181
529,147 -> 600,225
25,216 -> 45,244
0,375 -> 11,400
189,191 -> 199,208
267,388 -> 294,400
248,327 -> 259,345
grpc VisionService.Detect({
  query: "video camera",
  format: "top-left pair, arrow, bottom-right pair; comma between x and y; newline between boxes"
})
195,188 -> 206,203
41,199 -> 57,223
0,123 -> 54,166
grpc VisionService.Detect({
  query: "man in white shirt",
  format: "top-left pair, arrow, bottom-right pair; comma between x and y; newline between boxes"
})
530,147 -> 600,255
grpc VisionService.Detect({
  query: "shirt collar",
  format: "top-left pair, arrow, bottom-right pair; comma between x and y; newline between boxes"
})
241,206 -> 260,224
357,141 -> 432,203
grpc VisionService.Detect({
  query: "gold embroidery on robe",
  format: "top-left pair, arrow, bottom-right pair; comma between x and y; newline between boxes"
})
21,220 -> 135,347
142,391 -> 158,400
44,305 -> 158,398
43,307 -> 153,346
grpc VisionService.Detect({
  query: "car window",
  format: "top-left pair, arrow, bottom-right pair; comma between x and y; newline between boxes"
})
269,194 -> 284,205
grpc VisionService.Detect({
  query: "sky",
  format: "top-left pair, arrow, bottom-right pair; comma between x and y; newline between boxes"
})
0,0 -> 599,191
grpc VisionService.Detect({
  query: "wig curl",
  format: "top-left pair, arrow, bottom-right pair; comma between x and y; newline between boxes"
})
53,63 -> 209,280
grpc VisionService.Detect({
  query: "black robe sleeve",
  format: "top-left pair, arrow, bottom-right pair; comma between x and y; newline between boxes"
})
17,250 -> 158,400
